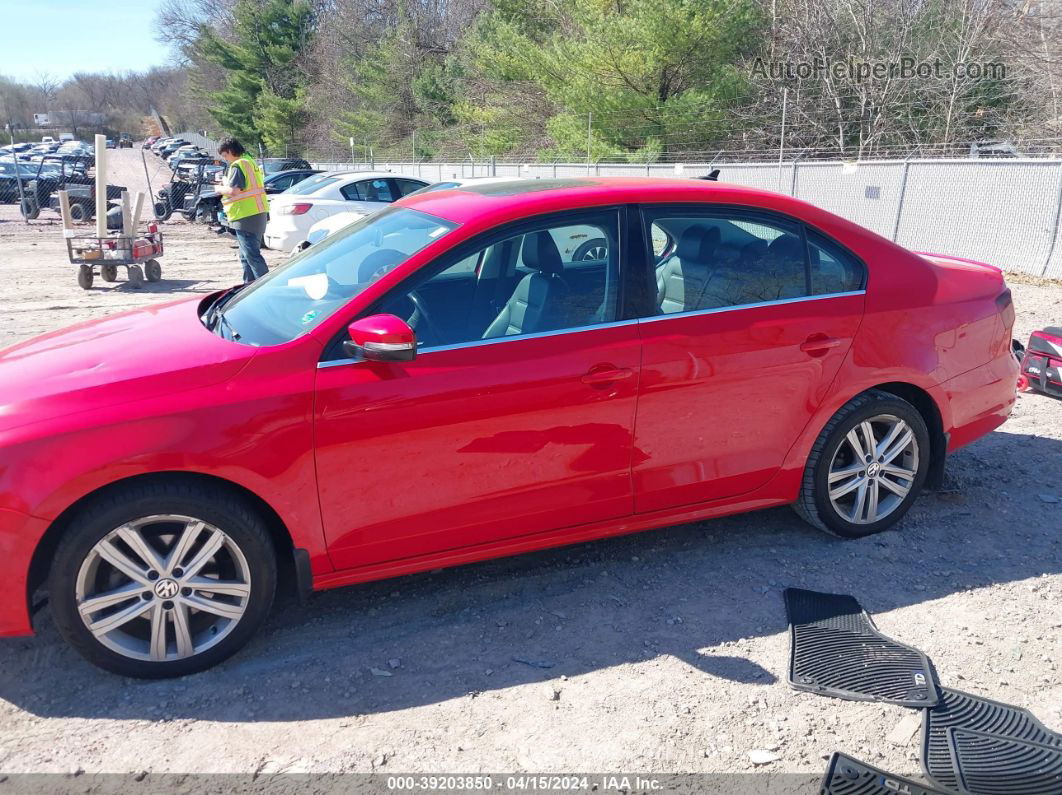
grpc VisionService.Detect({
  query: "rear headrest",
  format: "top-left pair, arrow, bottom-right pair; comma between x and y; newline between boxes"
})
714,243 -> 741,265
767,234 -> 803,261
522,231 -> 564,275
741,240 -> 768,263
676,225 -> 720,263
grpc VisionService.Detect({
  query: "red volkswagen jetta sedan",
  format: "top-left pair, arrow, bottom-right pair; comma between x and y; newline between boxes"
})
0,178 -> 1017,677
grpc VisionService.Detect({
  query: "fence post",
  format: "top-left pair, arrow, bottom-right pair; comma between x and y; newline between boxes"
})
891,158 -> 912,243
789,155 -> 801,196
1041,160 -> 1062,276
553,161 -> 558,179
491,155 -> 496,177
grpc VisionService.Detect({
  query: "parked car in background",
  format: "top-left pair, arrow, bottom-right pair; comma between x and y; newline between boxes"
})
300,176 -> 517,250
169,149 -> 211,171
0,177 -> 1019,677
143,136 -> 159,148
265,168 -> 321,193
206,169 -> 323,231
261,157 -> 312,175
264,171 -> 428,253
41,136 -> 55,144
58,132 -> 74,142
157,140 -> 190,159
105,139 -> 116,149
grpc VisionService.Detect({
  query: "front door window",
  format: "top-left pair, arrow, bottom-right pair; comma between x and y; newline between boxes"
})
372,211 -> 621,351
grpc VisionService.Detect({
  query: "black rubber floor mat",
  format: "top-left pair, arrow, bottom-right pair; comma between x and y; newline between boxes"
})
821,752 -> 949,795
784,588 -> 939,707
922,687 -> 1062,794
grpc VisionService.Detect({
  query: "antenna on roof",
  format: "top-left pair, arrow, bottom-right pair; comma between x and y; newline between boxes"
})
696,169 -> 721,181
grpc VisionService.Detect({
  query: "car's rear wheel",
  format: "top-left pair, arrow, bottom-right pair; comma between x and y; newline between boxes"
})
794,390 -> 929,538
49,482 -> 276,678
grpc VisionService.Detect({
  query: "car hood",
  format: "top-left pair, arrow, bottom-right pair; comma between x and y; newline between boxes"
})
0,296 -> 254,435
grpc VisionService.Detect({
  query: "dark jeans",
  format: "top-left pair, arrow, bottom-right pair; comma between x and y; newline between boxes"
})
235,229 -> 269,283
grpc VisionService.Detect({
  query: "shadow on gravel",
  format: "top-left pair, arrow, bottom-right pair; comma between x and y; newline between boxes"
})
110,279 -> 205,293
0,429 -> 1058,722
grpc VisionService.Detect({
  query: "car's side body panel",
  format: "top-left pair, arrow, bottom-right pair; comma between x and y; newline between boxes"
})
0,178 -> 1018,639
632,292 -> 864,511
315,322 -> 643,570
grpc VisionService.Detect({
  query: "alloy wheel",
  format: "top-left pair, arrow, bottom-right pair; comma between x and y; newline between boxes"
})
74,515 -> 251,663
827,414 -> 919,525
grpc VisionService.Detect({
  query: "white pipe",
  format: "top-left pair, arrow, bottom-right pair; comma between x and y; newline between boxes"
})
94,134 -> 107,238
57,190 -> 73,230
130,191 -> 145,234
120,190 -> 132,239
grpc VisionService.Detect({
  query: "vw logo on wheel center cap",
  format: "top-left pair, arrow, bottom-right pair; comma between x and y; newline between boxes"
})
154,578 -> 180,599
866,462 -> 881,478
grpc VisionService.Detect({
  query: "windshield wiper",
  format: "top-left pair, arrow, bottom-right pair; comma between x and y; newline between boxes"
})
214,312 -> 241,341
203,284 -> 246,334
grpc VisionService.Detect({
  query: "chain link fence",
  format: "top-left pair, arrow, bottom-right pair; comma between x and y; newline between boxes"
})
308,156 -> 1062,278
9,129 -> 1062,279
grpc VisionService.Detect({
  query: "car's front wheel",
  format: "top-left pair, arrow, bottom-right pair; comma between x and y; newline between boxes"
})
794,390 -> 930,538
49,482 -> 276,678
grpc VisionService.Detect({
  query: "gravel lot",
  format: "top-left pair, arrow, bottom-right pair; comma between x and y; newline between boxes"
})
0,150 -> 1059,786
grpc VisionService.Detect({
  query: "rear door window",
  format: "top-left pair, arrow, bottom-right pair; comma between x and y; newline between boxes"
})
393,178 -> 427,197
643,210 -> 808,315
342,179 -> 397,202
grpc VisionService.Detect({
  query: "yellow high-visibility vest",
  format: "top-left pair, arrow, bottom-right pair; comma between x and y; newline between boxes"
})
221,156 -> 269,221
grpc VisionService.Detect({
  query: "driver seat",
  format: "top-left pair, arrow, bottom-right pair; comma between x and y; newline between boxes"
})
483,232 -> 569,338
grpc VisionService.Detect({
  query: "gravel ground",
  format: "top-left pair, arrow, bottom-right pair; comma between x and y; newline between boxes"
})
0,150 -> 1059,786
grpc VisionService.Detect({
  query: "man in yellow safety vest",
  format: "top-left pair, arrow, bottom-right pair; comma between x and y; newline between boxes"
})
215,137 -> 270,282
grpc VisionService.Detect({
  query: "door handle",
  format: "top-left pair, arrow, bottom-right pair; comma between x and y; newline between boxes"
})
581,366 -> 634,386
800,335 -> 842,356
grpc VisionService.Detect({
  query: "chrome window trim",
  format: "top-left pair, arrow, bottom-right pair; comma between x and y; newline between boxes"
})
637,289 -> 866,324
315,289 -> 864,369
317,318 -> 641,368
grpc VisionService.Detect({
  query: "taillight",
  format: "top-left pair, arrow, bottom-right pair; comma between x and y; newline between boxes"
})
995,287 -> 1015,327
995,288 -> 1012,312
279,203 -> 312,215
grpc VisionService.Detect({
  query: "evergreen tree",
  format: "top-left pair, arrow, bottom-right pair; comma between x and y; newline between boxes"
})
197,0 -> 314,151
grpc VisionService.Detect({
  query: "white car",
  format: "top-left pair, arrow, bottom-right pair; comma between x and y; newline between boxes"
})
298,176 -> 519,250
264,171 -> 428,253
296,176 -> 611,264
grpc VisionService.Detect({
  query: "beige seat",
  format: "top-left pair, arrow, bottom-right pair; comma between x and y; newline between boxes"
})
656,226 -> 720,313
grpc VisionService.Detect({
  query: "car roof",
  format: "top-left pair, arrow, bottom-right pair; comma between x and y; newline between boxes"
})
320,170 -> 407,181
396,176 -> 893,253
395,177 -> 789,223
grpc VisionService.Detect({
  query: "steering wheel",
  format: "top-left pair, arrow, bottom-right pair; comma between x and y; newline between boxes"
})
406,290 -> 443,345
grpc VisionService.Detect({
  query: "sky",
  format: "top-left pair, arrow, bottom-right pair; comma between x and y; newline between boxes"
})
0,0 -> 172,83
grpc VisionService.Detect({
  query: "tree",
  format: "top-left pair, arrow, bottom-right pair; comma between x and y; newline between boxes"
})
196,0 -> 315,150
469,0 -> 764,158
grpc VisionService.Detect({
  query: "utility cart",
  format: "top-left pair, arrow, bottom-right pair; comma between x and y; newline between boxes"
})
65,223 -> 164,290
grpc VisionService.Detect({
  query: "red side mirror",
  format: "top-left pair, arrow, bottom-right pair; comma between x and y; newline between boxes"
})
343,314 -> 416,362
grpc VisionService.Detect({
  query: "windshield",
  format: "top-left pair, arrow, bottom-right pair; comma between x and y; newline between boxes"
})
216,206 -> 458,346
286,175 -> 338,195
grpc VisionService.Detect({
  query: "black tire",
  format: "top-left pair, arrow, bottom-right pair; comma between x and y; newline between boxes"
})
154,200 -> 172,222
793,389 -> 930,538
48,480 -> 277,678
573,237 -> 608,261
69,202 -> 87,223
77,265 -> 93,290
145,259 -> 162,282
100,264 -> 118,282
20,197 -> 40,220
